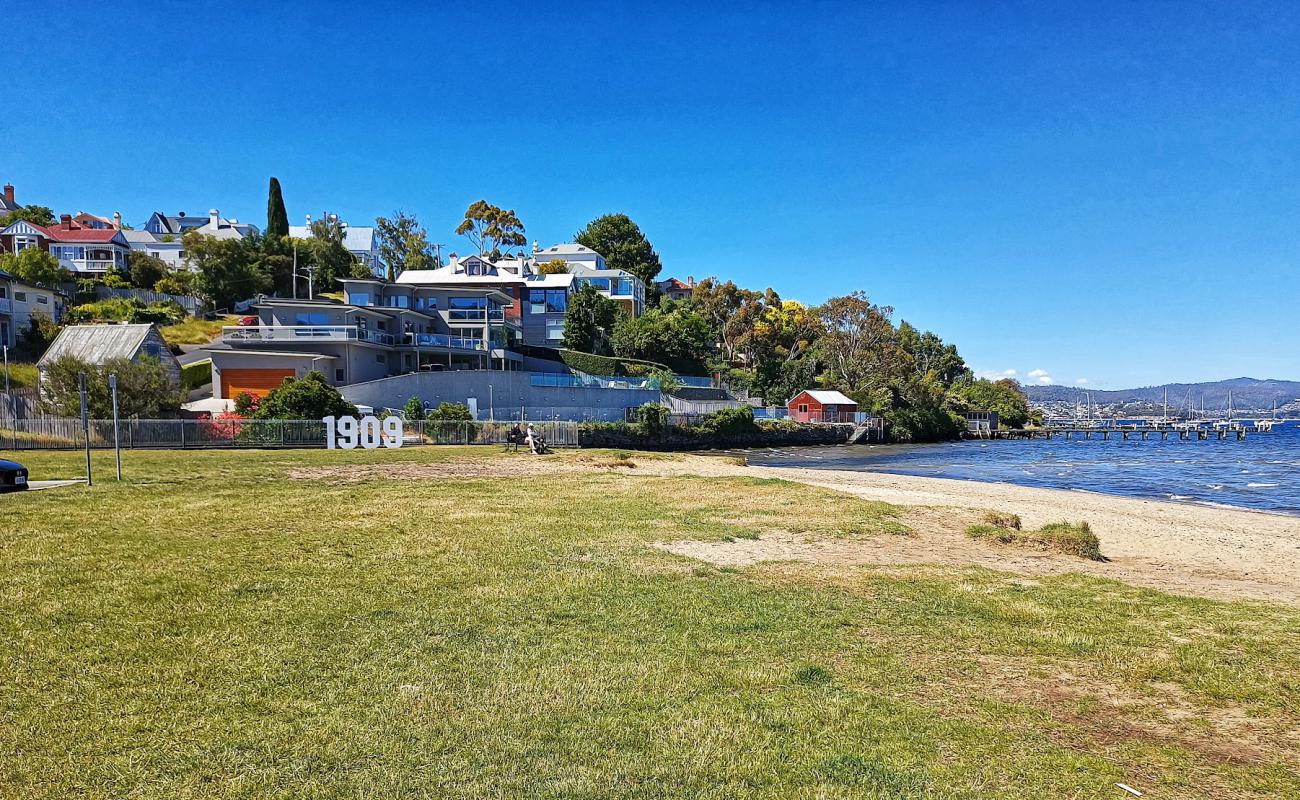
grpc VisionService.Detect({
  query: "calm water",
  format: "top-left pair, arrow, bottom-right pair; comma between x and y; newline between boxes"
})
744,421 -> 1300,516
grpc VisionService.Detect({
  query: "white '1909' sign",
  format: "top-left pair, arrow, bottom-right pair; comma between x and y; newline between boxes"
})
323,415 -> 404,449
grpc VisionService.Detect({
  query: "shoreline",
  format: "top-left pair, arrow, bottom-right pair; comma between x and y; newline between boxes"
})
854,465 -> 1300,520
671,456 -> 1300,605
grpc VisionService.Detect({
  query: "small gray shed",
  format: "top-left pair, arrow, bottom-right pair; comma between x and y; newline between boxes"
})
38,324 -> 181,387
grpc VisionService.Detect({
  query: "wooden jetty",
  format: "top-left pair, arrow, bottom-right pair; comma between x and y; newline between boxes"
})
975,423 -> 1265,442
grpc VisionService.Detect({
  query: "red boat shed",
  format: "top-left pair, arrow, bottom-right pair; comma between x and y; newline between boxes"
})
787,389 -> 858,423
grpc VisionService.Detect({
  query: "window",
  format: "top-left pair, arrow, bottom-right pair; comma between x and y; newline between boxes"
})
545,318 -> 565,340
376,320 -> 387,331
529,289 -> 547,314
415,296 -> 438,310
585,278 -> 610,291
545,289 -> 567,313
335,369 -> 345,382
294,312 -> 329,325
798,404 -> 808,413
0,287 -> 6,299
376,354 -> 386,364
614,278 -> 633,296
385,295 -> 408,308
36,295 -> 48,305
14,291 -> 26,303
350,292 -> 370,307
449,296 -> 487,320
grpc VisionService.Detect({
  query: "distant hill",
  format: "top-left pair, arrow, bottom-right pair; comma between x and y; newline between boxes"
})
1024,377 -> 1300,413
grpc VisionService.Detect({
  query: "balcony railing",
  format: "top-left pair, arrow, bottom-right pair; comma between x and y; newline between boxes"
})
0,298 -> 11,314
223,325 -> 396,346
408,333 -> 485,351
60,259 -> 116,273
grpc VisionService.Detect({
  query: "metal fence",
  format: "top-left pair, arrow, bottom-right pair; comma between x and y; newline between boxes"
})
0,418 -> 580,451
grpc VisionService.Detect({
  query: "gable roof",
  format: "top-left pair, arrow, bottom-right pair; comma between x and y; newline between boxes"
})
43,225 -> 127,244
38,324 -> 158,367
2,219 -> 126,244
535,243 -> 604,260
797,390 -> 857,406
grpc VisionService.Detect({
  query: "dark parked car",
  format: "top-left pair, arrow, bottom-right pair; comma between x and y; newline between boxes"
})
0,458 -> 29,493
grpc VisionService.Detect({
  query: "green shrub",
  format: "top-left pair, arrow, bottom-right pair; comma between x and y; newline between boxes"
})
180,360 -> 212,391
402,396 -> 426,422
885,406 -> 964,443
636,403 -> 669,435
697,406 -> 756,436
252,372 -> 357,420
425,401 -> 472,421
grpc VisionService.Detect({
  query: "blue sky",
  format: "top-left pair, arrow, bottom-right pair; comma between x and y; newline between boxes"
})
5,1 -> 1298,388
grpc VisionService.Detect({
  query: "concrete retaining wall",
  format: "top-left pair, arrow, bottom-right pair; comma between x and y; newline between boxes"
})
338,370 -> 660,422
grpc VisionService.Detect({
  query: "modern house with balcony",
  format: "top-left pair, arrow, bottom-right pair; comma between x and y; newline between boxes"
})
0,215 -> 131,276
204,283 -> 521,400
394,242 -> 645,347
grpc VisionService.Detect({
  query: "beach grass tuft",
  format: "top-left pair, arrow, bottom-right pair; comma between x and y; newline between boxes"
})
968,519 -> 1102,560
981,510 -> 1022,530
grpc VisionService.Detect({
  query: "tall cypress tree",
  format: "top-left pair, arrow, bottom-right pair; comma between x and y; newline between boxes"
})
266,177 -> 289,239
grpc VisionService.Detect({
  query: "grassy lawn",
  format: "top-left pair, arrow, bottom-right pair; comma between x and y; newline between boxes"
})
1,360 -> 39,389
2,447 -> 1297,798
161,315 -> 240,348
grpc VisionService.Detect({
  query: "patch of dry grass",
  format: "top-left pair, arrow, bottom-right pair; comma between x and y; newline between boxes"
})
968,519 -> 1103,560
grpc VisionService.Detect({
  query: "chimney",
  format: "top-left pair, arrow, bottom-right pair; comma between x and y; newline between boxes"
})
60,214 -> 73,230
532,240 -> 539,254
449,253 -> 460,271
687,276 -> 695,287
112,211 -> 122,229
3,184 -> 14,205
209,208 -> 220,228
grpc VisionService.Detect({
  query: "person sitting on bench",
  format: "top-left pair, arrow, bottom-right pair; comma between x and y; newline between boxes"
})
525,423 -> 541,454
508,423 -> 524,451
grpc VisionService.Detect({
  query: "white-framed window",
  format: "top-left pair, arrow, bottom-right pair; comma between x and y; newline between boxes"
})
36,294 -> 48,305
14,291 -> 27,302
545,318 -> 565,340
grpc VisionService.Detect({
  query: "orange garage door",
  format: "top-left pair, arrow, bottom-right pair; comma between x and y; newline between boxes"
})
221,368 -> 297,399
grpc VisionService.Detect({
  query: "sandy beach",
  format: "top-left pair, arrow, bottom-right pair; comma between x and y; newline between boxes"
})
649,456 -> 1300,605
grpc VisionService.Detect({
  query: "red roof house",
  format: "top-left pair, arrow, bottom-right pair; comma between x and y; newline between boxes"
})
0,215 -> 131,275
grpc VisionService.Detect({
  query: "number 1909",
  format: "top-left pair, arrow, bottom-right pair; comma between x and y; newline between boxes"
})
323,415 -> 404,449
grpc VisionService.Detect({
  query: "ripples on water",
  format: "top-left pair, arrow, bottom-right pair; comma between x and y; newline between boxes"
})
743,421 -> 1300,516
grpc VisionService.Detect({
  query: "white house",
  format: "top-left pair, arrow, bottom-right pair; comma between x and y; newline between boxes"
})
127,209 -> 257,271
288,218 -> 383,279
0,216 -> 131,276
0,266 -> 64,349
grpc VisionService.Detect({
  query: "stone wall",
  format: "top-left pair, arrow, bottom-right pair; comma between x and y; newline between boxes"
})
577,421 -> 854,451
